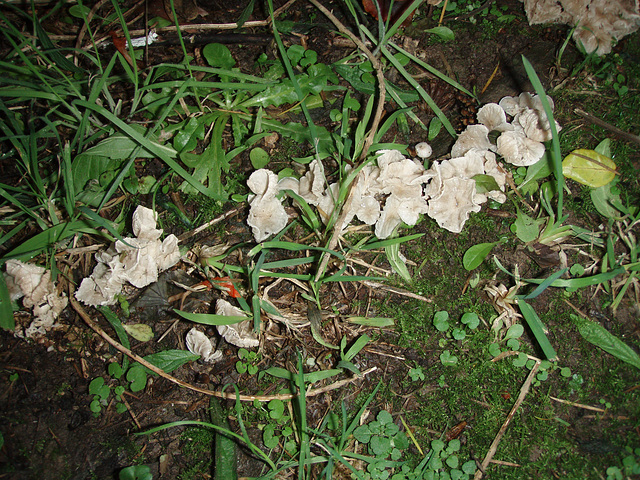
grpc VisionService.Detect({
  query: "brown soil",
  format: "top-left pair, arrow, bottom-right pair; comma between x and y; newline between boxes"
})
1,0 -> 639,479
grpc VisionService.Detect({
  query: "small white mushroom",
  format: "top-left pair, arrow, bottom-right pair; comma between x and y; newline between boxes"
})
450,124 -> 492,158
247,169 -> 289,242
476,103 -> 513,132
415,142 -> 433,159
4,259 -> 68,338
427,177 -> 482,233
496,130 -> 546,166
186,328 -> 223,363
298,159 -> 326,206
75,206 -> 181,306
215,299 -> 260,348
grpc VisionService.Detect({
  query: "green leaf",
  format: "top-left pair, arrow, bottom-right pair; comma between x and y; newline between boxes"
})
518,299 -> 557,361
136,350 -> 200,376
440,350 -> 458,366
385,242 -> 411,282
202,43 -> 236,69
424,26 -> 455,41
82,132 -> 177,160
174,309 -> 248,326
353,424 -> 372,443
591,180 -> 624,220
68,4 -> 91,18
119,465 -> 153,480
463,241 -> 498,270
461,312 -> 480,329
513,210 -> 543,243
505,324 -> 524,339
347,316 -> 394,327
108,363 -> 123,379
262,423 -> 280,449
123,324 -> 154,342
428,116 -> 443,141
0,273 -> 15,331
249,147 -> 270,169
472,174 -> 500,194
126,365 -> 148,392
571,314 -> 640,370
563,149 -> 616,187
433,311 -> 450,331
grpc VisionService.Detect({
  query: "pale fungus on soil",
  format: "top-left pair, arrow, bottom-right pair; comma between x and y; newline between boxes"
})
4,259 -> 68,338
75,206 -> 181,306
185,328 -> 223,363
215,299 -> 260,348
247,169 -> 290,243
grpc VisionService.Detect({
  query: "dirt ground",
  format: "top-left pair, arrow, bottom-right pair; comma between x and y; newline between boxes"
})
1,0 -> 639,479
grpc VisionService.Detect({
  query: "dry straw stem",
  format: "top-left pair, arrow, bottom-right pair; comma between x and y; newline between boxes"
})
78,0 -> 298,50
548,396 -> 606,413
574,108 -> 640,146
70,297 -> 376,401
474,359 -> 540,480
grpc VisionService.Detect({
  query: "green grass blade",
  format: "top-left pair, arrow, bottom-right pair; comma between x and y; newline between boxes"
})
173,310 -> 248,326
517,299 -> 558,361
0,273 -> 15,330
522,55 -> 564,218
571,314 -> 640,370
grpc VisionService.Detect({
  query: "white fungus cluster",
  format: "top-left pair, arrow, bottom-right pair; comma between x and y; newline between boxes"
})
246,93 -> 559,238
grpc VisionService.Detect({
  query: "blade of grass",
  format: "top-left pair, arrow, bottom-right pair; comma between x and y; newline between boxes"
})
522,55 -> 564,218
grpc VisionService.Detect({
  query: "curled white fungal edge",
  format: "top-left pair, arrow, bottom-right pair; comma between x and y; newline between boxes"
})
216,299 -> 260,348
75,206 -> 181,306
186,328 -> 223,363
4,259 -> 68,338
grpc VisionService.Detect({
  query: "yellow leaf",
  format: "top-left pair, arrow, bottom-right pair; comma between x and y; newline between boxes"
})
562,149 -> 616,187
123,323 -> 154,342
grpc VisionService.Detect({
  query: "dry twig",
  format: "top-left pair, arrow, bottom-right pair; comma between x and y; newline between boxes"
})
474,360 -> 540,479
71,296 -> 376,402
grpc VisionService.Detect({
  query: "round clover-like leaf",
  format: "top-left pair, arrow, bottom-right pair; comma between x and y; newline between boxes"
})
353,424 -> 372,443
488,343 -> 502,357
506,338 -> 520,351
446,454 -> 459,469
268,399 -> 285,420
262,423 -> 280,449
377,410 -> 393,425
126,365 -> 147,393
461,312 -> 480,330
462,460 -> 477,474
433,311 -> 450,332
452,328 -> 466,340
440,350 -> 459,366
513,352 -> 528,368
370,435 -> 392,457
505,324 -> 524,339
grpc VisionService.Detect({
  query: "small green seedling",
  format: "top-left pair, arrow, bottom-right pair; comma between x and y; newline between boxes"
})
353,410 -> 409,462
236,348 -> 260,375
409,367 -> 425,382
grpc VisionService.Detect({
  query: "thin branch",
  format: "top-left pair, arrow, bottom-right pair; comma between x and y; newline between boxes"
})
574,108 -> 640,146
307,0 -> 386,161
71,296 -> 375,402
474,360 -> 540,479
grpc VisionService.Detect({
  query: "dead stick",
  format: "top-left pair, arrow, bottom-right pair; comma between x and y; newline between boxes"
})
307,0 -> 385,162
574,108 -> 640,146
71,296 -> 375,401
474,360 -> 540,479
178,206 -> 241,243
549,396 -> 606,413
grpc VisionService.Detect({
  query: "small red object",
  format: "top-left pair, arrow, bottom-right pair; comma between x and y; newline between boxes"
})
202,277 -> 241,298
362,0 -> 416,26
445,421 -> 468,441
